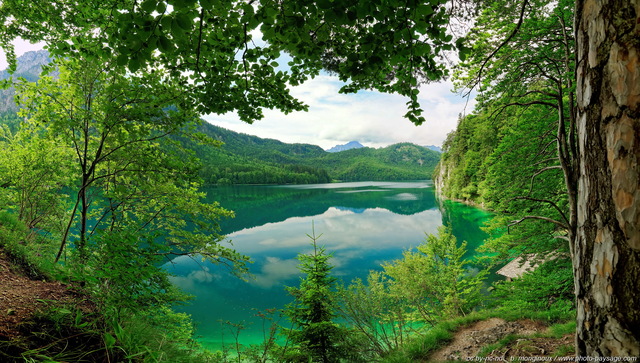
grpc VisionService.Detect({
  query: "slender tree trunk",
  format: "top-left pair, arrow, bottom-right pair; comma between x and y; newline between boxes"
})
79,178 -> 88,260
574,0 -> 640,355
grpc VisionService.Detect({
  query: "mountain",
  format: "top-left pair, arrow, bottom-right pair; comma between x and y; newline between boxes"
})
194,123 -> 440,184
425,145 -> 442,153
1,50 -> 51,115
0,53 -> 440,185
326,141 -> 364,153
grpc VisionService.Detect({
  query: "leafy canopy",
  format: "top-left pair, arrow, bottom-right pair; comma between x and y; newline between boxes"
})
1,0 -> 462,124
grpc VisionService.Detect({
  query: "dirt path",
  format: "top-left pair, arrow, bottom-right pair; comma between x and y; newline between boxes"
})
0,250 -> 82,340
429,317 -> 574,362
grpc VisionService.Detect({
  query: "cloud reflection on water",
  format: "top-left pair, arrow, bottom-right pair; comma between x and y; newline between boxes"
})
228,206 -> 442,254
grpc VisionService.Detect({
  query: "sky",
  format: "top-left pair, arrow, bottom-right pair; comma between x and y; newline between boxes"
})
2,39 -> 475,150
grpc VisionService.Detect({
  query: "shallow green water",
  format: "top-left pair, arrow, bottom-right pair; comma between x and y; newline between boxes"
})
164,181 -> 491,351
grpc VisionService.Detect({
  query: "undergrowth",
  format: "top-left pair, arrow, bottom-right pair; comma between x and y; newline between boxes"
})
0,211 -> 215,362
380,301 -> 575,362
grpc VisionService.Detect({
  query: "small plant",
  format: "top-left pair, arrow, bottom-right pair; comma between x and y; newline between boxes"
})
554,343 -> 575,356
243,308 -> 285,363
282,224 -> 351,362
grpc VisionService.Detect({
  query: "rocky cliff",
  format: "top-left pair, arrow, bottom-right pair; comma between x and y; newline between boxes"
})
0,50 -> 51,114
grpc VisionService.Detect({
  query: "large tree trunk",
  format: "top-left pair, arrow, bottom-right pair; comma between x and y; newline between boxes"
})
574,0 -> 640,356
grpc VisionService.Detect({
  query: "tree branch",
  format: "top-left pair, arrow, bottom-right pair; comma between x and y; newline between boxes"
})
463,0 -> 530,97
528,165 -> 563,195
512,196 -> 570,227
508,215 -> 568,231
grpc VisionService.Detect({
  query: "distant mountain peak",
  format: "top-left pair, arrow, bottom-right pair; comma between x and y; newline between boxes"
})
0,50 -> 51,114
326,141 -> 364,153
425,145 -> 442,153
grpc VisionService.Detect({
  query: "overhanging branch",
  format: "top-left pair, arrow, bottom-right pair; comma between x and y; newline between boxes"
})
463,0 -> 530,97
508,215 -> 568,231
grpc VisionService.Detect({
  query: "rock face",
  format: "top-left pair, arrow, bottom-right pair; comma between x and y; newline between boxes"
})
0,50 -> 51,114
326,141 -> 364,153
433,152 -> 453,198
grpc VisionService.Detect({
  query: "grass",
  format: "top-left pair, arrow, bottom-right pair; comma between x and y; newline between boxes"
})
379,307 -> 576,363
477,333 -> 519,357
0,210 -> 60,281
380,311 -> 492,362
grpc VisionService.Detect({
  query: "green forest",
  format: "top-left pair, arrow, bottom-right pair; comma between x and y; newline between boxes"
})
190,123 -> 440,184
1,0 -> 639,361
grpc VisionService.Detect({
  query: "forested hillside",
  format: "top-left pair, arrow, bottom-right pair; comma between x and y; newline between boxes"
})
1,51 -> 439,185
434,0 -> 575,321
185,123 -> 440,184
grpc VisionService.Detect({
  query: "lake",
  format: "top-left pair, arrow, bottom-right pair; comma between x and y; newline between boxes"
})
164,181 -> 491,351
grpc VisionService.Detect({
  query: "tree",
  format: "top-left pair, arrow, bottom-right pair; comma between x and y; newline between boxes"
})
14,56 -> 247,277
16,57 -> 183,260
1,0 -> 639,354
439,0 -> 575,310
338,226 -> 486,356
448,0 -> 640,353
284,230 -> 349,362
572,0 -> 640,356
384,226 -> 486,320
0,0 -> 456,124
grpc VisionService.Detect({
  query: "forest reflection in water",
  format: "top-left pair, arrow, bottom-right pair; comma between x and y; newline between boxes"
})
164,181 -> 491,350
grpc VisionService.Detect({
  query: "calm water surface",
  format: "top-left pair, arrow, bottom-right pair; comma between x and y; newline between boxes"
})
164,181 -> 490,350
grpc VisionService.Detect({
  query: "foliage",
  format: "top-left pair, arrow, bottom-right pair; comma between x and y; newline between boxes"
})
0,122 -> 74,234
338,271 -> 415,357
436,0 -> 575,315
194,123 -> 440,184
0,52 -> 249,361
0,0 -> 462,125
0,215 -> 217,362
387,226 -> 485,320
14,56 -> 248,270
283,230 -> 351,362
490,258 -> 575,317
337,226 -> 487,357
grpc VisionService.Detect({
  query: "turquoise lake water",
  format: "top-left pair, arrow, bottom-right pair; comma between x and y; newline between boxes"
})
163,181 -> 491,351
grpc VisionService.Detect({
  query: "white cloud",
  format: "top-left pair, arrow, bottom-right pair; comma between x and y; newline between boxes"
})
250,256 -> 300,289
225,206 -> 442,255
168,265 -> 220,290
205,75 -> 474,149
1,38 -> 474,149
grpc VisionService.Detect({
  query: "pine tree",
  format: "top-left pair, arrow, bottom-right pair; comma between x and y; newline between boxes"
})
284,228 -> 347,363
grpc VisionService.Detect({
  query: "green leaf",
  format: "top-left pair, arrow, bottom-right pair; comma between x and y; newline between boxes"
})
140,0 -> 157,13
156,1 -> 167,13
158,35 -> 173,51
116,54 -> 129,67
417,4 -> 434,16
103,333 -> 116,348
317,0 -> 332,10
175,13 -> 192,31
129,56 -> 141,72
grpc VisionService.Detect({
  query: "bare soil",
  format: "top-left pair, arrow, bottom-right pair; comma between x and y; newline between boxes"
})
429,317 -> 575,362
0,249 -> 86,340
0,249 -> 121,362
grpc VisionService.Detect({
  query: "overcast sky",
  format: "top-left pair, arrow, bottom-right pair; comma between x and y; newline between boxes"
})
2,39 -> 474,150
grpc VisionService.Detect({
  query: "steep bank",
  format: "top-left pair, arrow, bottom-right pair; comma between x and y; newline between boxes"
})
0,248 -> 106,361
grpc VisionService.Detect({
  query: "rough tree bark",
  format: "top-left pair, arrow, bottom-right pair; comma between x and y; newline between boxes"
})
574,0 -> 640,356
